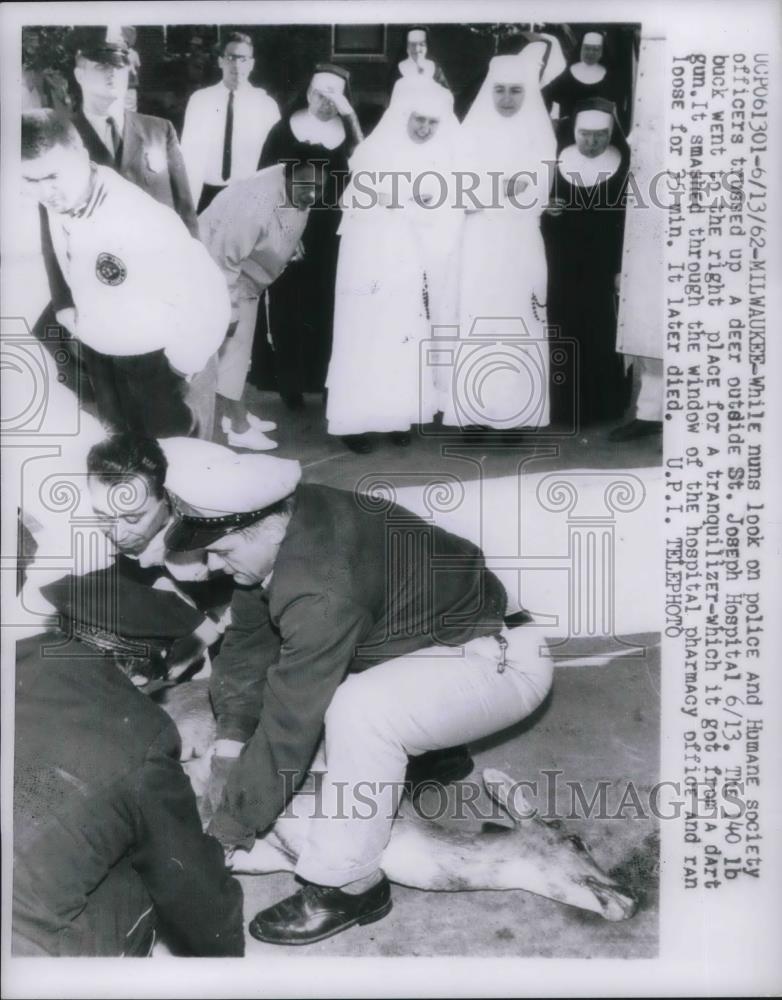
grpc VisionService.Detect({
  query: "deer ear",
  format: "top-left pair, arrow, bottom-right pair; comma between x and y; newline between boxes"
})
482,768 -> 538,823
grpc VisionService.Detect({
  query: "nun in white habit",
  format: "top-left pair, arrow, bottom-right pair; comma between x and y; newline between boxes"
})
441,50 -> 557,430
326,78 -> 464,452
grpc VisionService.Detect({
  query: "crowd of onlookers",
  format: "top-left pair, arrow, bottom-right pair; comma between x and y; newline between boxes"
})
22,22 -> 659,464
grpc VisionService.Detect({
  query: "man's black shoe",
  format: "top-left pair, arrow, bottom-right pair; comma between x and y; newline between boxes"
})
504,608 -> 534,629
607,418 -> 662,442
342,434 -> 373,454
248,877 -> 392,945
406,745 -> 474,795
282,391 -> 305,411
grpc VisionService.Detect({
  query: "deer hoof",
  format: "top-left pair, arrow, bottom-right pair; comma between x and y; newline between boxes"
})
583,877 -> 638,921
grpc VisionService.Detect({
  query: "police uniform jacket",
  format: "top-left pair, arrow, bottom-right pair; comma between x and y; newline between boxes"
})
45,165 -> 229,374
208,483 -> 508,848
13,630 -> 244,957
71,108 -> 199,237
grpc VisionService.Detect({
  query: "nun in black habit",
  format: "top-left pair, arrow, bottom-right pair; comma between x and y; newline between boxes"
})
253,64 -> 363,409
542,31 -> 620,145
387,26 -> 450,92
541,98 -> 632,427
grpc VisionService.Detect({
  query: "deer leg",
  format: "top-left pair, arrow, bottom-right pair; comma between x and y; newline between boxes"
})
228,830 -> 297,875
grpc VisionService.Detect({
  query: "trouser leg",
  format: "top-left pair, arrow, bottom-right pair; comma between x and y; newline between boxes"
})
185,353 -> 218,440
83,348 -> 193,436
216,297 -> 259,402
294,627 -> 553,887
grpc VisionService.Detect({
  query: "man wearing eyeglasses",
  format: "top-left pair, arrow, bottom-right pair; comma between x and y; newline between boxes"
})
181,32 -> 280,212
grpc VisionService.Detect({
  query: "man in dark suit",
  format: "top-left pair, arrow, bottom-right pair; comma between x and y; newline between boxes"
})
164,459 -> 553,945
12,570 -> 245,957
70,28 -> 198,236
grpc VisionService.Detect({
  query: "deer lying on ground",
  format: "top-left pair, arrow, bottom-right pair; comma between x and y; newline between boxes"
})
159,681 -> 637,923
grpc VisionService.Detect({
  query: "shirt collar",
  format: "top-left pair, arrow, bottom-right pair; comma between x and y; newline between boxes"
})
221,81 -> 249,98
66,165 -> 106,220
84,101 -> 125,131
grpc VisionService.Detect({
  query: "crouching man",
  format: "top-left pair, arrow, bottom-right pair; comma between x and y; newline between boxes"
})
12,571 -> 244,956
21,110 -> 229,438
163,456 -> 554,945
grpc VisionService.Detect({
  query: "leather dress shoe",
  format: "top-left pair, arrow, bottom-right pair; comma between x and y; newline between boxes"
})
608,418 -> 662,442
406,744 -> 474,796
342,434 -> 373,454
249,876 -> 392,945
281,391 -> 305,412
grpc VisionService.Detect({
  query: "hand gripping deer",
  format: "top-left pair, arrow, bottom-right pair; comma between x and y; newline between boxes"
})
162,681 -> 637,923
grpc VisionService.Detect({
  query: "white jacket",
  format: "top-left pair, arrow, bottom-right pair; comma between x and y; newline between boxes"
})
47,165 -> 229,375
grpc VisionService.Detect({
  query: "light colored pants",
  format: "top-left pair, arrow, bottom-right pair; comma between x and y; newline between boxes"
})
185,353 -> 218,440
631,355 -> 663,421
217,296 -> 259,401
294,627 -> 553,887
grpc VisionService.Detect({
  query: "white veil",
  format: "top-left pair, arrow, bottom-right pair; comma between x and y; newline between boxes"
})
461,49 -> 557,203
347,76 -> 462,181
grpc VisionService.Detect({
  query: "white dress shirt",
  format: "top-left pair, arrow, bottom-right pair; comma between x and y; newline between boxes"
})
47,165 -> 229,374
83,102 -> 125,156
180,81 -> 280,205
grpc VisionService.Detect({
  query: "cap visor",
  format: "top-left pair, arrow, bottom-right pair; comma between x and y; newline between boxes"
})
82,49 -> 130,67
164,519 -> 232,552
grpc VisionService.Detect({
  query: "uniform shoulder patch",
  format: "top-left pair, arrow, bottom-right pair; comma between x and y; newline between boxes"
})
95,252 -> 127,286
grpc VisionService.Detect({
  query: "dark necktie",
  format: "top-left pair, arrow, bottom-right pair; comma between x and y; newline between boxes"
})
107,116 -> 122,165
222,90 -> 234,182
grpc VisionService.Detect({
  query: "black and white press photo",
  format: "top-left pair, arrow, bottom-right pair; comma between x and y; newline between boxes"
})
0,2 -> 779,998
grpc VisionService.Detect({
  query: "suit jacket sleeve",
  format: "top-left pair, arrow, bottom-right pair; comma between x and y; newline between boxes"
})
130,718 -> 245,956
164,119 -> 199,238
209,585 -> 280,742
207,592 -> 373,848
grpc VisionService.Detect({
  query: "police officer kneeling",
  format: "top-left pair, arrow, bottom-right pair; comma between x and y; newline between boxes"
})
164,455 -> 554,945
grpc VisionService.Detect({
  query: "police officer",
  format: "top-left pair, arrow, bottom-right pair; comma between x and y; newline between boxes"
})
12,570 -> 244,957
164,457 -> 553,945
69,26 -> 198,235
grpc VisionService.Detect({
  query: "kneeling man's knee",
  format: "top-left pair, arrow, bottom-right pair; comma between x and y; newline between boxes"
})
324,678 -> 390,737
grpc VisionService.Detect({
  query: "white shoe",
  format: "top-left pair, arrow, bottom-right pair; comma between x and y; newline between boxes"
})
247,412 -> 277,433
221,414 -> 277,435
225,426 -> 278,451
